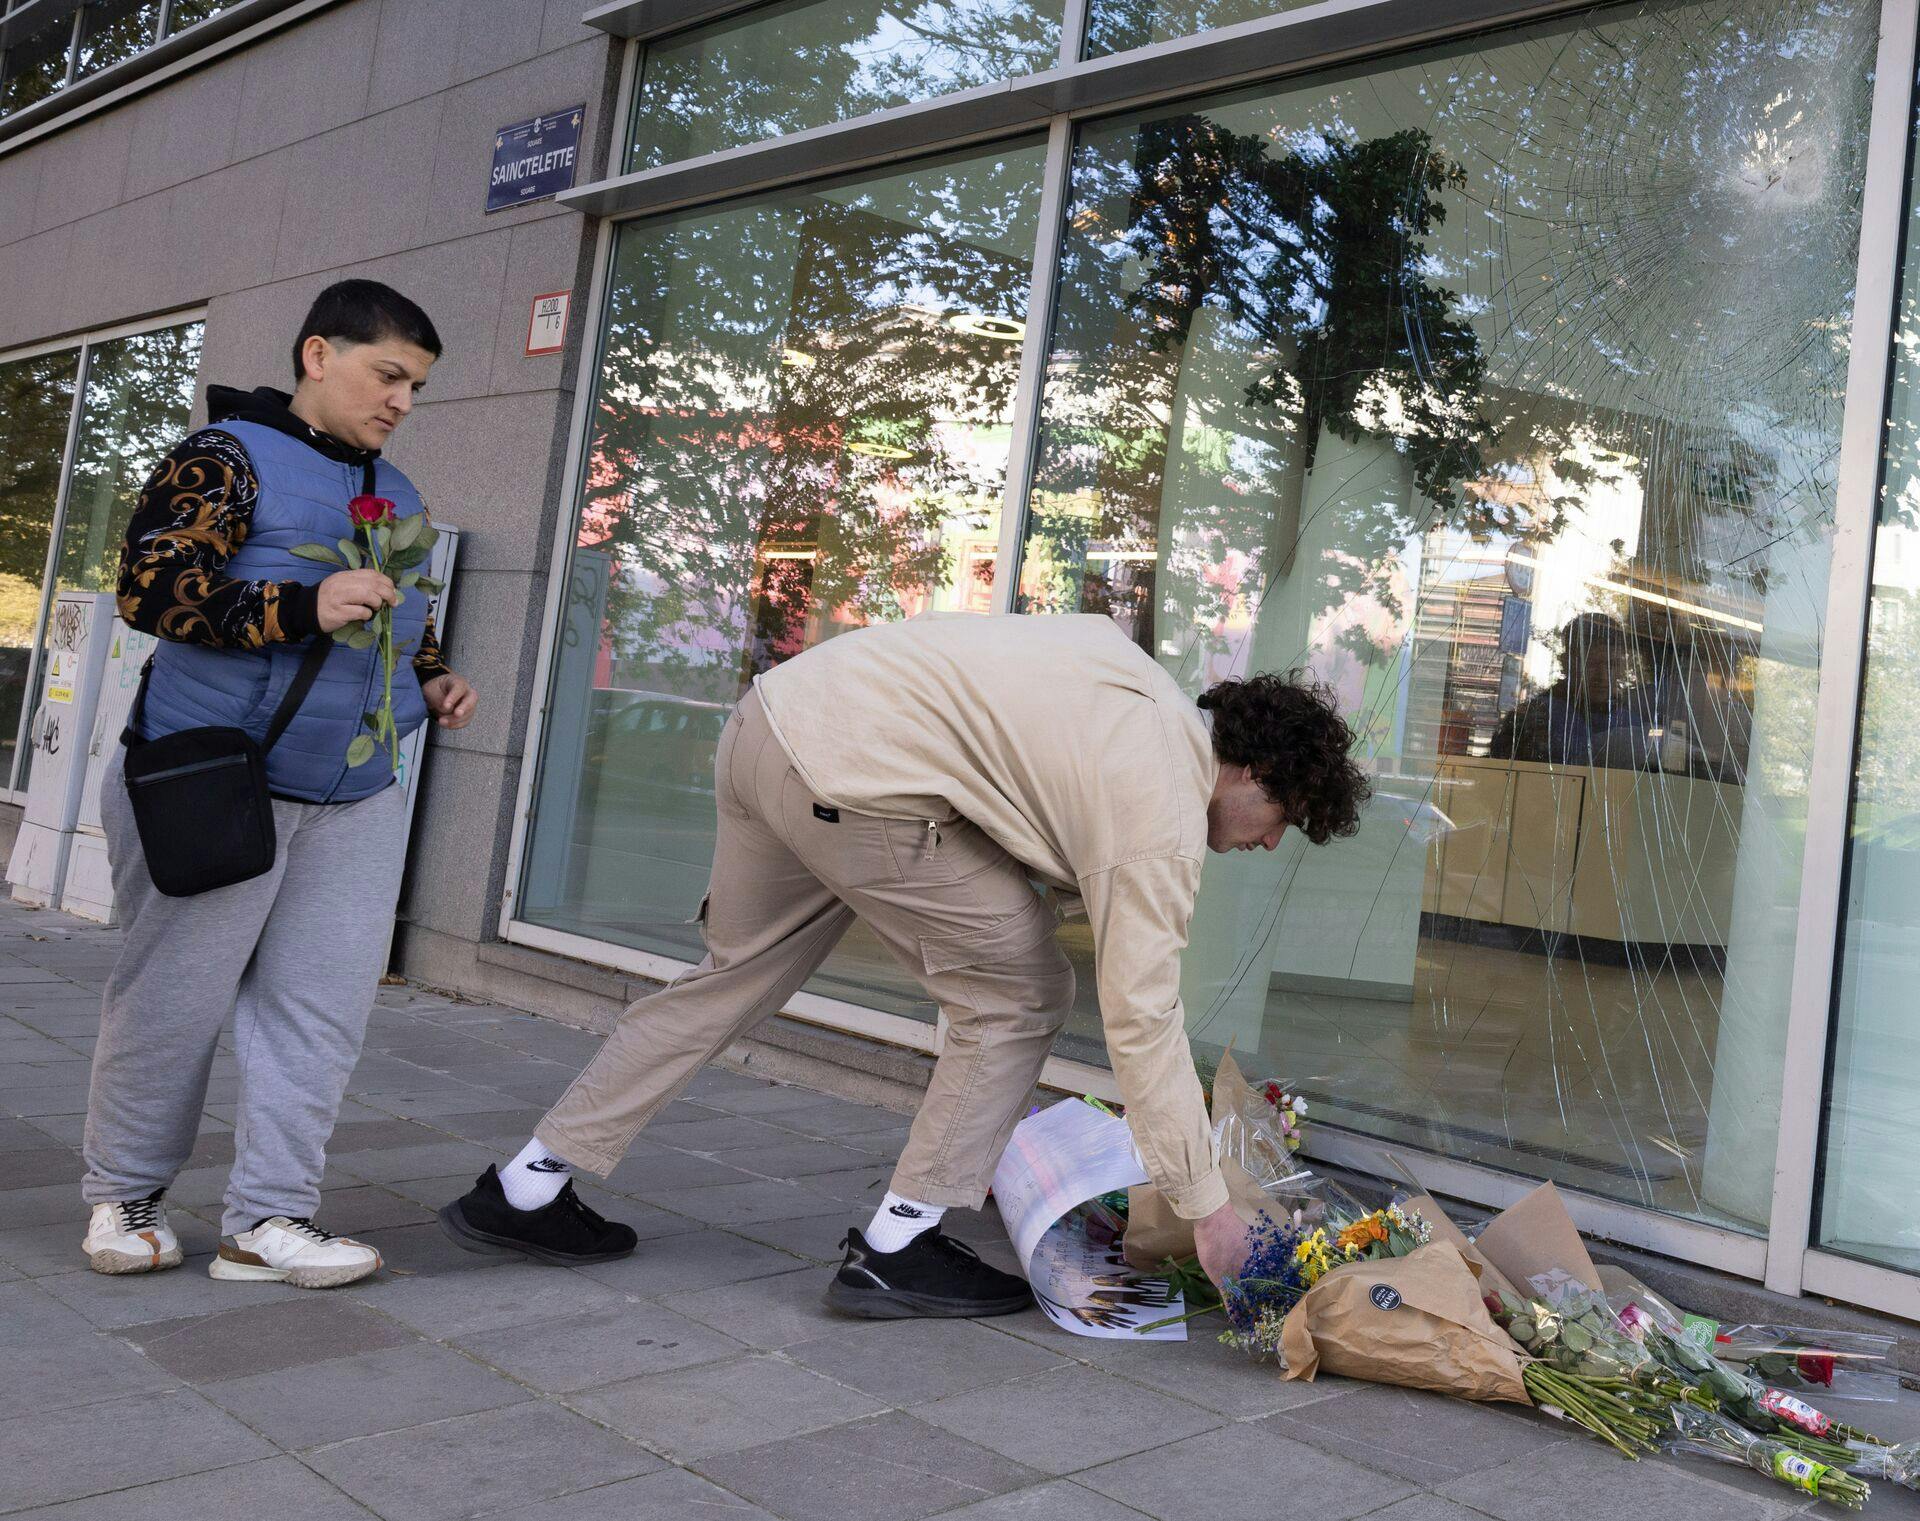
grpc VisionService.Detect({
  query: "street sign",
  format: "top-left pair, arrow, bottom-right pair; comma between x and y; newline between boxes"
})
488,105 -> 585,213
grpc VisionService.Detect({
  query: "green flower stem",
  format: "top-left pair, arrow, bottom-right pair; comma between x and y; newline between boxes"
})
364,520 -> 398,771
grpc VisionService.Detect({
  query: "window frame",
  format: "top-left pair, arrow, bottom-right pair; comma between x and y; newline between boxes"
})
0,0 -> 328,154
502,0 -> 1920,1320
0,305 -> 207,803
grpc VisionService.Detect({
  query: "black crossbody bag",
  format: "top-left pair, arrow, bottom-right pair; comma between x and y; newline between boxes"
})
118,459 -> 370,897
120,638 -> 331,897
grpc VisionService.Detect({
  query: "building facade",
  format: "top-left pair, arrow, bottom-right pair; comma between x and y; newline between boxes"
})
3,0 -> 1919,1323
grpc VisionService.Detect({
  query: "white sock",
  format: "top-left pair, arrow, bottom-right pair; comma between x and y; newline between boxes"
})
500,1138 -> 572,1211
864,1191 -> 945,1253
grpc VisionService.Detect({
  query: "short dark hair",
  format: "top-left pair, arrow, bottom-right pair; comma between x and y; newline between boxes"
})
1198,672 -> 1370,846
292,280 -> 443,384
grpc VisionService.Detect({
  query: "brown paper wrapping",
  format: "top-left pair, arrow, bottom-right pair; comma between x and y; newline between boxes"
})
1398,1193 -> 1520,1303
1121,1157 -> 1269,1270
1121,1050 -> 1285,1270
1470,1182 -> 1602,1296
1279,1241 -> 1530,1403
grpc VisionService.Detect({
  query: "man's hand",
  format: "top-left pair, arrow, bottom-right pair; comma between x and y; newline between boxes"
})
1193,1199 -> 1252,1291
316,569 -> 400,632
422,673 -> 478,730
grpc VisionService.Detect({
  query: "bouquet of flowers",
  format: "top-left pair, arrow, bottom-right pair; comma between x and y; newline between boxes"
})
1707,1323 -> 1897,1401
294,496 -> 441,769
1613,1295 -> 1882,1461
1294,1200 -> 1431,1292
1484,1283 -> 1715,1458
1258,1080 -> 1307,1154
1213,1206 -> 1428,1359
1664,1404 -> 1871,1509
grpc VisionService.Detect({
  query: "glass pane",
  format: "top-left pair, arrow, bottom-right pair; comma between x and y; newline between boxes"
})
628,0 -> 1061,170
1020,0 -> 1877,1230
1085,0 -> 1314,59
519,142 -> 1045,1017
0,351 -> 78,791
75,0 -> 158,79
1821,99 -> 1920,1277
58,324 -> 204,595
0,19 -> 72,116
19,322 -> 203,794
163,0 -> 238,34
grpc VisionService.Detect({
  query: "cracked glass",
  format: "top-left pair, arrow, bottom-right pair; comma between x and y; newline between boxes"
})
1019,0 -> 1879,1231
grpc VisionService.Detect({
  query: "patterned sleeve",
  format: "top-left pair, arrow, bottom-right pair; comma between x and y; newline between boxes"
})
115,431 -> 322,648
412,612 -> 450,681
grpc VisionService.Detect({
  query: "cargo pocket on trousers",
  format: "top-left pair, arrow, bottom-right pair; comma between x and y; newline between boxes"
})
918,898 -> 1060,976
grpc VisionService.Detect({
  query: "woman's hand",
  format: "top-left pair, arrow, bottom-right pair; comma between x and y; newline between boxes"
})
422,672 -> 478,729
316,569 -> 399,632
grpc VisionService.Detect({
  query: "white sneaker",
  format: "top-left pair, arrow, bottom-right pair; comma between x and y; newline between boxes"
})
83,1191 -> 183,1275
209,1217 -> 382,1289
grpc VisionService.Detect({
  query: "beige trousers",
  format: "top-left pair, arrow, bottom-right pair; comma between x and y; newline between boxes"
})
536,690 -> 1076,1209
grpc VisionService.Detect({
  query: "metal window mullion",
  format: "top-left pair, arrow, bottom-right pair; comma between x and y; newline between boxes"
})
11,341 -> 90,792
154,0 -> 170,42
1761,0 -> 1920,1299
61,0 -> 81,85
495,33 -> 636,936
989,114 -> 1074,616
1057,0 -> 1090,68
496,211 -> 621,937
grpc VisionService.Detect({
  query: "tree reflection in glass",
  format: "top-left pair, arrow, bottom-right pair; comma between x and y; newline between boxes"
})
14,325 -> 203,796
1021,0 -> 1877,1231
629,0 -> 1063,169
520,144 -> 1045,967
0,354 -> 79,789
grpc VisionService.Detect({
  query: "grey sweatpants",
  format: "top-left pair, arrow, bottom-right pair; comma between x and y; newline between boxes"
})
83,748 -> 407,1236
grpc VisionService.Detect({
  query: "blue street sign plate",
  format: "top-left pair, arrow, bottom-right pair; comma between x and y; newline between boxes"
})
488,106 -> 585,213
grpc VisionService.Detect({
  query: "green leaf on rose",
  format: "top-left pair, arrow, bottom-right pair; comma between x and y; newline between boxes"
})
414,576 -> 442,593
346,627 -> 377,650
335,538 -> 363,569
388,514 -> 424,552
386,544 -> 428,571
331,626 -> 357,644
346,734 -> 376,767
363,712 -> 381,731
292,543 -> 344,565
397,571 -> 420,588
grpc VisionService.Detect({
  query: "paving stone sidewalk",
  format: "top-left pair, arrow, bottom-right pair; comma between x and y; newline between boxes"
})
4,898 -> 1918,1520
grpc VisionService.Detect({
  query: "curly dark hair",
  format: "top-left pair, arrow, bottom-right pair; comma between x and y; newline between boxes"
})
1198,672 -> 1370,845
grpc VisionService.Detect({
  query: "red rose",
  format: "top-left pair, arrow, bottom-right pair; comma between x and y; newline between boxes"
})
349,495 -> 395,525
1797,1351 -> 1836,1387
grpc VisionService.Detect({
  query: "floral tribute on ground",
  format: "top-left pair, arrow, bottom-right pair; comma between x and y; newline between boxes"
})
1108,1062 -> 1914,1509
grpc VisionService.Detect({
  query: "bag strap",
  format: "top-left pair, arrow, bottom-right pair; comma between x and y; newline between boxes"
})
123,458 -> 380,751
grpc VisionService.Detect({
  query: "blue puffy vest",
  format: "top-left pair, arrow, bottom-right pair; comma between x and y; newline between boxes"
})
139,419 -> 431,804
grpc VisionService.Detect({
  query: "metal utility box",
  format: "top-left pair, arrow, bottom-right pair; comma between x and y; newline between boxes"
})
8,592 -> 116,909
59,620 -> 158,922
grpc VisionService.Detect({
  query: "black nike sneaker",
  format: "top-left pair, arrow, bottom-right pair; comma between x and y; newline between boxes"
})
438,1165 -> 638,1266
826,1226 -> 1032,1318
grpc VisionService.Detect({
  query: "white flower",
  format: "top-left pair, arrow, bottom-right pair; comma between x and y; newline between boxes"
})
1293,1098 -> 1309,1117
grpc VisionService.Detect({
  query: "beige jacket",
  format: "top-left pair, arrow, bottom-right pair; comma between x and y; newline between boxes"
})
756,613 -> 1228,1219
